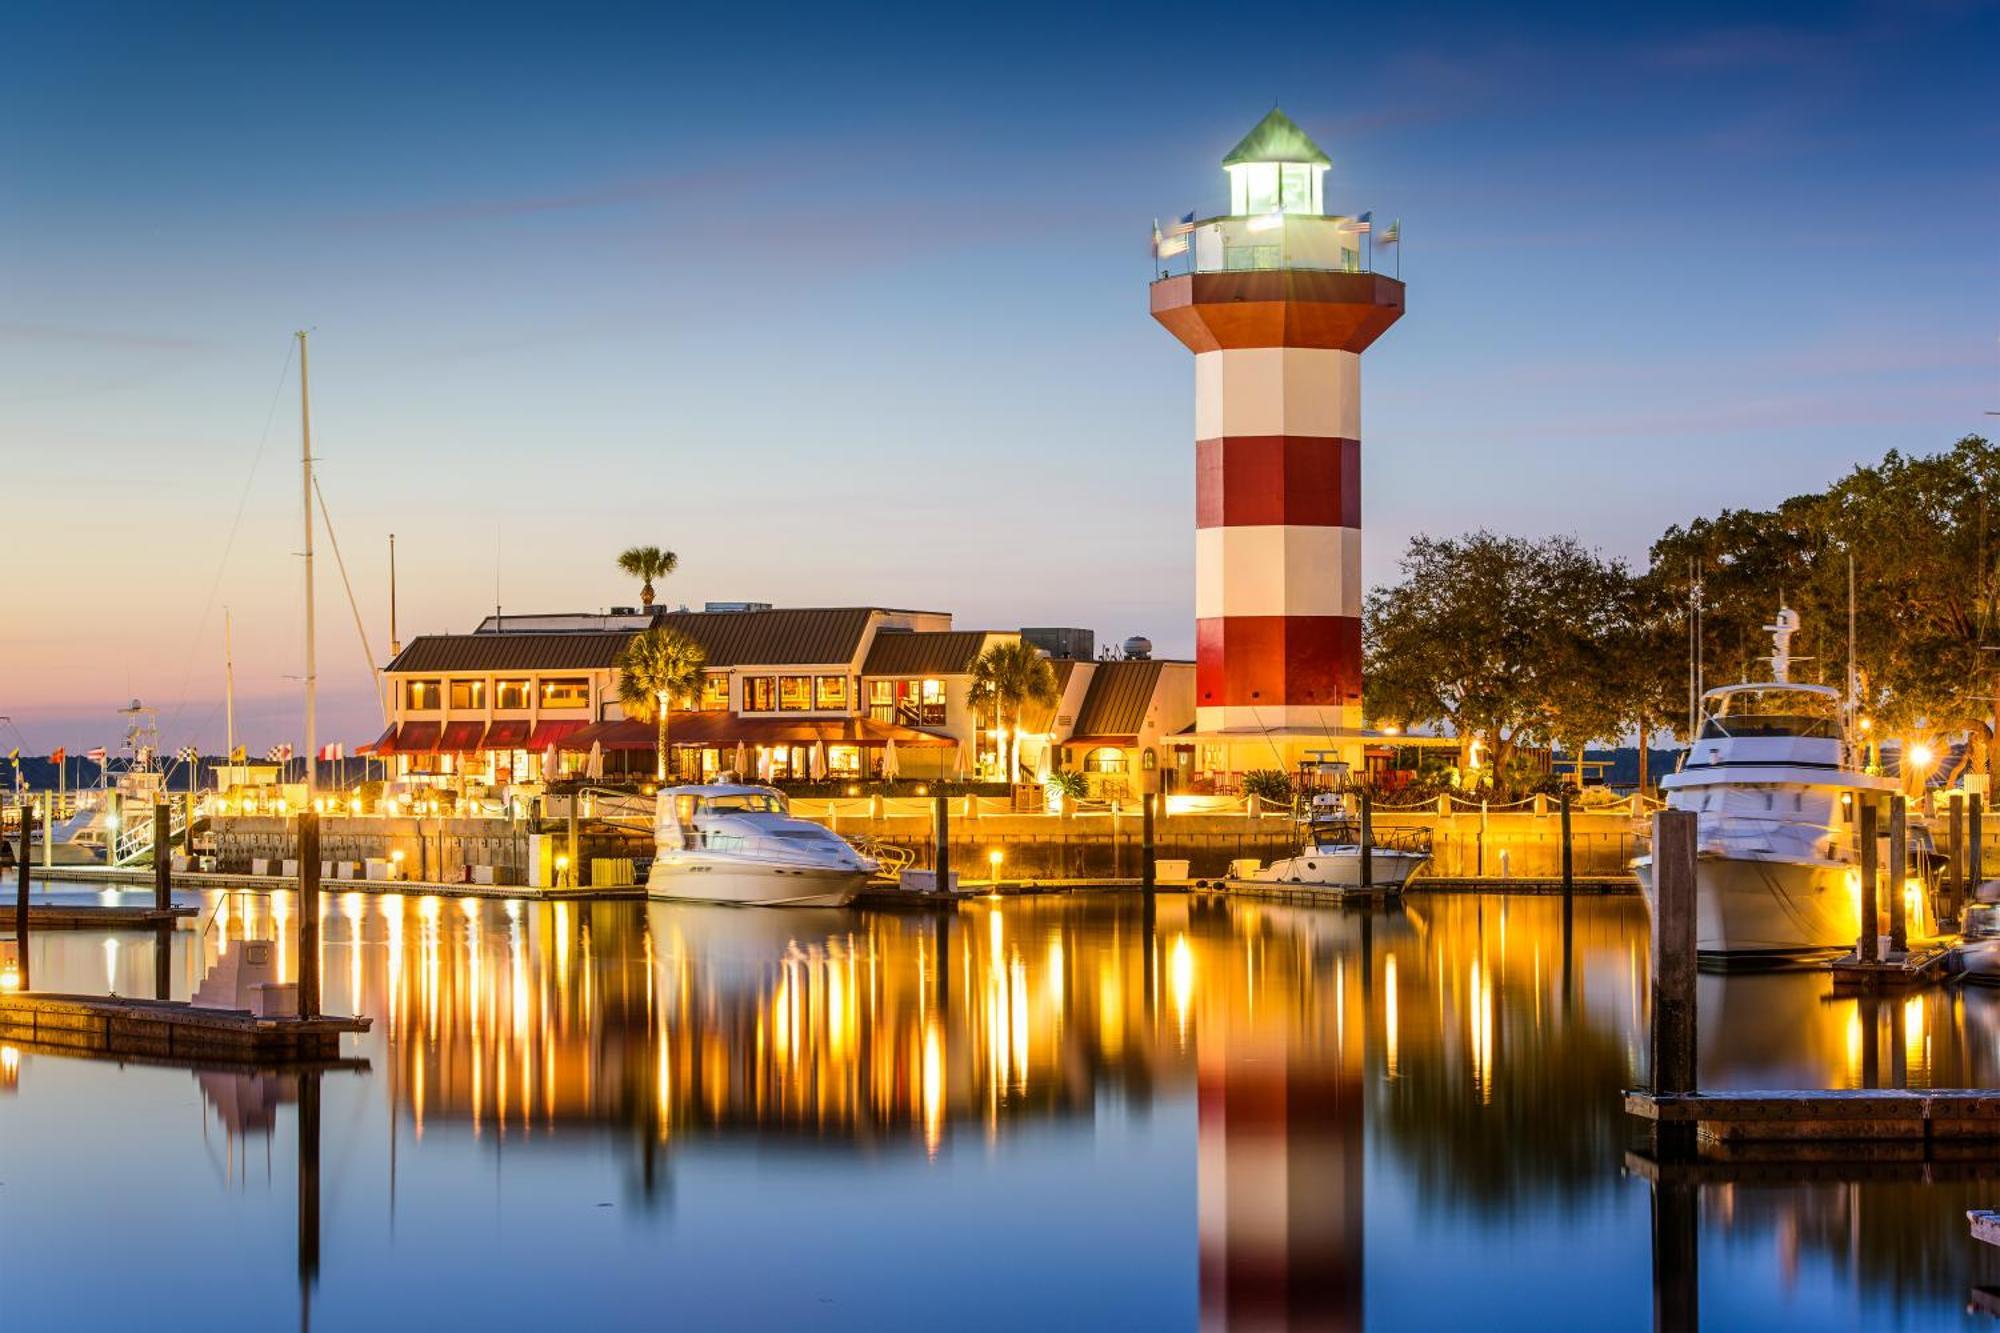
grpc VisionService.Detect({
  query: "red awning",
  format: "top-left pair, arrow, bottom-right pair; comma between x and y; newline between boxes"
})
378,721 -> 441,755
438,720 -> 485,752
558,714 -> 957,750
356,724 -> 396,756
526,718 -> 589,751
481,719 -> 532,751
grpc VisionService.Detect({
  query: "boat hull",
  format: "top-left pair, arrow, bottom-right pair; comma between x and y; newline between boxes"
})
1634,852 -> 1857,963
1234,848 -> 1429,894
647,855 -> 865,908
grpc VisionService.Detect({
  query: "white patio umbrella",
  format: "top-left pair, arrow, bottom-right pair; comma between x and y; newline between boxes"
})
586,740 -> 604,781
733,740 -> 749,779
951,745 -> 968,781
810,740 -> 828,782
881,738 -> 900,781
755,746 -> 773,783
541,743 -> 560,780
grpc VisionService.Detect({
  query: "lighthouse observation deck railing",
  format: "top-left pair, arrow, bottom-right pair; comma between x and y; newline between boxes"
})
1158,214 -> 1381,279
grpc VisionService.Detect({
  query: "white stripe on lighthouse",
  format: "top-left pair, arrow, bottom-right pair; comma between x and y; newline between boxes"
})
1194,347 -> 1360,441
1193,526 -> 1361,620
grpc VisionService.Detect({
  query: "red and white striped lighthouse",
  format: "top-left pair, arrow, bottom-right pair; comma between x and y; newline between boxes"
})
1152,110 -> 1403,764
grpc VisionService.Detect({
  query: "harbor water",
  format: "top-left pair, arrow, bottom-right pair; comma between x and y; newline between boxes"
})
2,875 -> 1998,1329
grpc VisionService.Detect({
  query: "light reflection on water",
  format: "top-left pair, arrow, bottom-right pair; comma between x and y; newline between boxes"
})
3,880 -> 2000,1329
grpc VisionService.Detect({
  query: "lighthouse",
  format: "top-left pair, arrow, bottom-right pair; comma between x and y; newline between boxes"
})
1152,109 -> 1403,776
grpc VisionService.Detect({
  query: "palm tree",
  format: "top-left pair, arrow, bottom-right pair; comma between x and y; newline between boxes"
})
967,640 -> 1060,785
616,545 -> 679,608
617,627 -> 707,781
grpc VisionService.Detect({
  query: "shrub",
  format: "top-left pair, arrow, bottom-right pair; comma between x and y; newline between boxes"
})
1241,769 -> 1294,804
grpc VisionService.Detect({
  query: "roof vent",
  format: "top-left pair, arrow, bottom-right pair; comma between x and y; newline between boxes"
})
1122,636 -> 1154,660
608,606 -> 638,616
704,602 -> 772,614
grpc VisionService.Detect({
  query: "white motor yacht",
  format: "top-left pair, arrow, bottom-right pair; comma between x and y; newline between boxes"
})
647,783 -> 876,908
1633,608 -> 1932,965
1227,792 -> 1431,894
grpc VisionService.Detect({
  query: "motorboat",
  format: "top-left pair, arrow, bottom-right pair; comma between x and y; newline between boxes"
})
1224,792 -> 1431,894
647,783 -> 876,908
1633,608 -> 1937,966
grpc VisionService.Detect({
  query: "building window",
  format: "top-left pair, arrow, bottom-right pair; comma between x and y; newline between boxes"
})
699,674 -> 730,712
868,679 -> 894,723
919,678 -> 946,727
404,680 -> 441,711
540,678 -> 589,710
495,679 -> 531,710
448,679 -> 484,710
828,745 -> 861,777
1085,747 -> 1128,774
778,675 -> 812,711
815,675 -> 848,711
745,676 -> 776,713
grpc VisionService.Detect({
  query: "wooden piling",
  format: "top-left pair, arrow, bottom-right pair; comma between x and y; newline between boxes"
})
1140,791 -> 1156,894
1951,795 -> 1967,923
1973,793 -> 1986,892
1359,790 -> 1374,890
1651,809 -> 1697,1155
14,804 -> 32,990
933,792 -> 951,891
1559,786 -> 1574,897
1651,1172 -> 1698,1333
1887,794 -> 1908,954
1857,799 -> 1879,964
297,812 -> 320,1022
153,801 -> 172,913
568,803 -> 581,889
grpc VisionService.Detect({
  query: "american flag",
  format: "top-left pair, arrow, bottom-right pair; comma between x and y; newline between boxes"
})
86,747 -> 107,764
266,743 -> 293,762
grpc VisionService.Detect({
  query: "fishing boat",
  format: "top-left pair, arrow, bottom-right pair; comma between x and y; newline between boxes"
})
647,783 -> 876,907
1633,607 -> 1937,966
1224,792 -> 1431,894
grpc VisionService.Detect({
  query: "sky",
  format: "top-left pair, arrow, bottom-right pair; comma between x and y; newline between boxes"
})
2,0 -> 1996,753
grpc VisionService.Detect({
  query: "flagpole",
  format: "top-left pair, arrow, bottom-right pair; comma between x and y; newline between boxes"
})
298,330 -> 317,800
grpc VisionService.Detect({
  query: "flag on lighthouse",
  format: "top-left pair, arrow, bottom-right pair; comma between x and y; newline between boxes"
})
1379,218 -> 1401,246
319,743 -> 344,762
266,743 -> 293,763
1154,209 -> 1194,259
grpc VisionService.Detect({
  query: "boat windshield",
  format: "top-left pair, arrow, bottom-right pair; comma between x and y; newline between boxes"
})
1697,688 -> 1840,741
698,792 -> 788,817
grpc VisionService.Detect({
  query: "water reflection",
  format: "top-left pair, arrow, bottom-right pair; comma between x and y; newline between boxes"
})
15,884 -> 2000,1327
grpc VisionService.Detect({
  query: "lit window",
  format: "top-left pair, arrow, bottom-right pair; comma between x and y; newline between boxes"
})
778,676 -> 812,712
448,679 -> 484,710
540,678 -> 589,709
745,677 -> 776,712
868,680 -> 894,723
405,680 -> 441,711
828,745 -> 861,776
495,680 -> 530,710
815,676 -> 848,710
1086,747 -> 1128,774
699,674 -> 730,712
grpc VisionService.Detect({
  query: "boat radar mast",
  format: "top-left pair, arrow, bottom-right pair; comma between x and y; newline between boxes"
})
1763,606 -> 1802,683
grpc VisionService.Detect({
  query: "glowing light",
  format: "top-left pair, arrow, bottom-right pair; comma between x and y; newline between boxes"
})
1247,209 -> 1284,232
0,965 -> 20,992
1910,743 -> 1936,770
1169,933 -> 1195,1034
1384,952 -> 1399,1077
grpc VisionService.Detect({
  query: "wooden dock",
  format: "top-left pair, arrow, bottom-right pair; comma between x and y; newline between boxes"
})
16,904 -> 197,931
1626,1089 -> 2000,1143
35,864 -> 644,902
1827,943 -> 1955,992
0,993 -> 369,1063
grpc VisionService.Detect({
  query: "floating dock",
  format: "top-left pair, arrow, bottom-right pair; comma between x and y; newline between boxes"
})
1828,944 -> 1955,992
1626,1089 -> 2000,1143
0,993 -> 369,1063
34,864 -> 643,902
16,904 -> 197,930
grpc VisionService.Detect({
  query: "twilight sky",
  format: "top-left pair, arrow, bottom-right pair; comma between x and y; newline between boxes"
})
2,0 -> 1996,752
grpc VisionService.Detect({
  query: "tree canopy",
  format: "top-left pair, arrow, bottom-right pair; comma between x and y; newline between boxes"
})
967,641 -> 1060,785
616,546 -> 678,608
617,626 -> 707,780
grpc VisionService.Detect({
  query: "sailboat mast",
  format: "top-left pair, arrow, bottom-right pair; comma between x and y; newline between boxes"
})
298,330 -> 317,798
224,607 -> 236,762
388,532 -> 400,657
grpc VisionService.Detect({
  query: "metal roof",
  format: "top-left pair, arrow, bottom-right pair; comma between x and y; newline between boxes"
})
386,608 -> 883,674
861,630 -> 996,677
1068,660 -> 1164,742
1222,108 -> 1331,167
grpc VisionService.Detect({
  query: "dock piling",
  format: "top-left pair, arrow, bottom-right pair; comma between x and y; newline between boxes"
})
297,812 -> 320,1021
1950,794 -> 1966,923
1650,809 -> 1697,1156
1140,791 -> 1156,893
1973,793 -> 1986,894
1858,798 -> 1880,964
153,801 -> 171,913
1359,791 -> 1374,890
933,792 -> 951,891
1888,795 -> 1908,954
1559,786 -> 1573,897
14,804 -> 32,990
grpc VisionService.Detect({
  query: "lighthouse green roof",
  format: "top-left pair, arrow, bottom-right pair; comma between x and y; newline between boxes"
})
1221,108 -> 1331,167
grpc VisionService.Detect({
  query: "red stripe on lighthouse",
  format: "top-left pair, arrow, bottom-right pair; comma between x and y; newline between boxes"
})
1196,616 -> 1362,710
1196,436 -> 1360,529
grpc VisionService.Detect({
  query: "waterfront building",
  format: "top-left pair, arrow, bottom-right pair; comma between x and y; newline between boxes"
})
1151,109 -> 1406,782
363,603 -> 1195,792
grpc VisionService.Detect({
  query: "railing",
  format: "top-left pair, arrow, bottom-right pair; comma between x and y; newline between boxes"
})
1158,214 -> 1383,279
